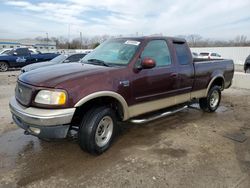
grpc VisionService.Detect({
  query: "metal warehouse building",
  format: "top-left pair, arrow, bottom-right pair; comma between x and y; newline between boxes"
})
0,39 -> 56,51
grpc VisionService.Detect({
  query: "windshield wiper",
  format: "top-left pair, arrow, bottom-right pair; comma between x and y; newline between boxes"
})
87,59 -> 110,67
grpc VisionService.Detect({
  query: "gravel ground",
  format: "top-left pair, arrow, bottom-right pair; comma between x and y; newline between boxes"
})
0,70 -> 250,188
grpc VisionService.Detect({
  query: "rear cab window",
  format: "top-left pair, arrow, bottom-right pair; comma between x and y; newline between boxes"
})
15,48 -> 29,56
173,42 -> 192,65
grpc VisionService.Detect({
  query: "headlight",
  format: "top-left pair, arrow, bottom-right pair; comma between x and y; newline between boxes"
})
34,90 -> 67,105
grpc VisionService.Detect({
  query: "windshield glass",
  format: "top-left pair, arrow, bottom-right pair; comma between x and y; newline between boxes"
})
50,54 -> 68,63
81,39 -> 140,66
199,52 -> 209,56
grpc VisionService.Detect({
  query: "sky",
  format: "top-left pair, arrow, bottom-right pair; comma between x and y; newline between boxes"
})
0,0 -> 249,40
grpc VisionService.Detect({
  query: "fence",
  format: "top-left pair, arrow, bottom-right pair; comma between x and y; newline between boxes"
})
191,47 -> 250,65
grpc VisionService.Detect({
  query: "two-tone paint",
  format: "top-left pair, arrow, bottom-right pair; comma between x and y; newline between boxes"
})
17,37 -> 234,122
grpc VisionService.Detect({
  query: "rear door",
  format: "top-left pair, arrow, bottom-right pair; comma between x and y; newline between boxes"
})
172,41 -> 195,95
131,39 -> 178,103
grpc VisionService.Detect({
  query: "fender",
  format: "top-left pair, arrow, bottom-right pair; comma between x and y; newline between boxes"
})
206,75 -> 225,96
74,91 -> 130,120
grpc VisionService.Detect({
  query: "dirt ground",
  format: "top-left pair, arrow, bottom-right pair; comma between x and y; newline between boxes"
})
0,71 -> 250,188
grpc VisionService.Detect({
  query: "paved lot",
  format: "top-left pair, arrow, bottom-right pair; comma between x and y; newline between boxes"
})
0,71 -> 250,188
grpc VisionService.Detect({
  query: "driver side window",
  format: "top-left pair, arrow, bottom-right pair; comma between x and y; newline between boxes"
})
141,40 -> 172,67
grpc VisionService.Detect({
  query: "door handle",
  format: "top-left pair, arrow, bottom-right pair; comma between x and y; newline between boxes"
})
170,73 -> 178,78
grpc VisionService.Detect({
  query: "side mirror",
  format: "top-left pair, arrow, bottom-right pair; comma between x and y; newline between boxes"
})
141,57 -> 156,69
63,59 -> 70,63
13,52 -> 17,56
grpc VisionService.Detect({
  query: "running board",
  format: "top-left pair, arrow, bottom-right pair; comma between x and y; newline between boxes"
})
129,105 -> 188,124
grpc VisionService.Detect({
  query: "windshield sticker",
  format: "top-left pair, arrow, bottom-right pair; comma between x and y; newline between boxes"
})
124,40 -> 140,46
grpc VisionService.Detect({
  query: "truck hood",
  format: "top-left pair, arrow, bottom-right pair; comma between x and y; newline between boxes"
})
19,63 -> 117,88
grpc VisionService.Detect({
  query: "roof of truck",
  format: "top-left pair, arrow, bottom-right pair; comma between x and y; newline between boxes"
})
114,36 -> 187,43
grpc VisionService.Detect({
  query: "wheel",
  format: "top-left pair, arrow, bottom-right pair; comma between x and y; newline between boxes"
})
0,62 -> 8,72
246,68 -> 250,73
199,86 -> 221,112
78,106 -> 117,155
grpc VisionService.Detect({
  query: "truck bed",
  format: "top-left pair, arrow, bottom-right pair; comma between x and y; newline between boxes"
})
193,59 -> 234,91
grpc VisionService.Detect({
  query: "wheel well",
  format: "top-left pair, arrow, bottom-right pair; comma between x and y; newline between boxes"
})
71,96 -> 124,126
210,77 -> 224,90
0,61 -> 9,65
245,63 -> 250,69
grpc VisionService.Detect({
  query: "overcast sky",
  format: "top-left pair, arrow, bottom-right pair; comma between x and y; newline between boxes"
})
0,0 -> 249,40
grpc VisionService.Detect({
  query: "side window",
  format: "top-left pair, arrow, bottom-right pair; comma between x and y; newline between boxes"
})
141,40 -> 172,67
174,43 -> 192,65
67,54 -> 86,62
15,48 -> 28,55
211,53 -> 216,56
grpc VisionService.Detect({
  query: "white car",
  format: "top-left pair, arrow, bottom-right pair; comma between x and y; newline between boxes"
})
199,52 -> 223,60
0,48 -> 40,55
0,48 -> 12,54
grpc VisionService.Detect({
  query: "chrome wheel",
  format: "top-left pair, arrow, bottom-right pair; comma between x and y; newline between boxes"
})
95,116 -> 113,147
0,62 -> 8,72
210,90 -> 219,108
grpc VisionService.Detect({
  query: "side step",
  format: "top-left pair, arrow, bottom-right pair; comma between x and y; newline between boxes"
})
129,105 -> 188,124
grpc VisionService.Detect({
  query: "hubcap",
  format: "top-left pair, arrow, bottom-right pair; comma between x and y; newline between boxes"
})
0,62 -> 8,72
95,116 -> 113,147
210,90 -> 219,108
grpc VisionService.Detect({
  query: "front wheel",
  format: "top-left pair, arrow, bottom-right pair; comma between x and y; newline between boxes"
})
199,86 -> 221,112
0,62 -> 8,72
78,106 -> 117,155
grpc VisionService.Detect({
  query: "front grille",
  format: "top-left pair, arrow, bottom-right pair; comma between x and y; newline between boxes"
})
15,81 -> 33,106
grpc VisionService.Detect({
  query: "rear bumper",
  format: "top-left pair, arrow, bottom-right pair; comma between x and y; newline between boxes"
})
9,97 -> 75,139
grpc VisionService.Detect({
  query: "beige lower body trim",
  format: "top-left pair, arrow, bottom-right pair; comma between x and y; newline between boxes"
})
128,89 -> 206,119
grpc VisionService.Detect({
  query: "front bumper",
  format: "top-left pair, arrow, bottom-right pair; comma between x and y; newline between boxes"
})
9,97 -> 76,139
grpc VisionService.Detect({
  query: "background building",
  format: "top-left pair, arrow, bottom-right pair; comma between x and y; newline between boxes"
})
0,39 -> 56,51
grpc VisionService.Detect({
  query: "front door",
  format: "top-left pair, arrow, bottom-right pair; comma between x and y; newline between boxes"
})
131,39 -> 178,104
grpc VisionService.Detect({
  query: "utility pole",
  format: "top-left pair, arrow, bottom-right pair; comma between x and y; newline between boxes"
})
46,32 -> 49,52
68,24 -> 71,49
80,32 -> 82,49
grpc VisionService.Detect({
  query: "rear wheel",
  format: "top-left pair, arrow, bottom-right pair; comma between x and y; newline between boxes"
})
78,106 -> 117,155
0,62 -> 8,72
246,67 -> 250,73
199,86 -> 221,112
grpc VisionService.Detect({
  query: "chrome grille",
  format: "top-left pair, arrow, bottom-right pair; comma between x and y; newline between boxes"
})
15,81 -> 33,106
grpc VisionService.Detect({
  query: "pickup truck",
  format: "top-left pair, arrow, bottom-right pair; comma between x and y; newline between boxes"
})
9,36 -> 234,154
0,47 -> 59,72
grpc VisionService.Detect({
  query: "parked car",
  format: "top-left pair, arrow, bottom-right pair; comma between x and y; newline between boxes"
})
9,36 -> 234,155
192,52 -> 199,58
21,53 -> 87,73
0,48 -> 40,55
0,47 -> 59,72
0,48 -> 12,55
199,52 -> 223,60
244,55 -> 250,73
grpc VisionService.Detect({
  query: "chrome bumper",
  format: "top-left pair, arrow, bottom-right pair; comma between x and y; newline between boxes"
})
9,97 -> 76,138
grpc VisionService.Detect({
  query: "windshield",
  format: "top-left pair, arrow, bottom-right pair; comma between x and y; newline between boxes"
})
199,52 -> 209,56
50,54 -> 68,63
0,49 -> 11,54
81,39 -> 140,66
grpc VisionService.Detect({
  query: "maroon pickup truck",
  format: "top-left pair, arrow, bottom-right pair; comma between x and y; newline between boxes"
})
9,36 -> 234,154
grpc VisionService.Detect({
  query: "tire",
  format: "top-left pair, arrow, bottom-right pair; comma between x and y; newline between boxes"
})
0,62 -> 8,72
78,106 -> 117,155
199,86 -> 221,112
